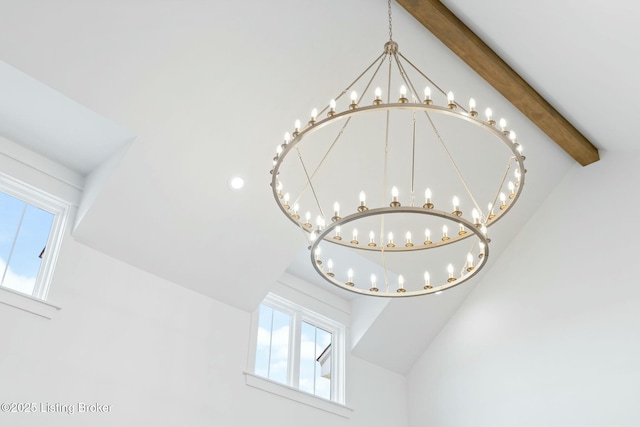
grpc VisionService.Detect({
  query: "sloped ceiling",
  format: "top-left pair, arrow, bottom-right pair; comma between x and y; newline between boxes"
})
0,0 -> 625,373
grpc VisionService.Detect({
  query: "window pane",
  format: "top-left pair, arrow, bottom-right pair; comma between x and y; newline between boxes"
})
0,192 -> 26,264
300,321 -> 332,399
1,191 -> 55,296
255,304 -> 274,378
268,309 -> 290,384
255,304 -> 291,385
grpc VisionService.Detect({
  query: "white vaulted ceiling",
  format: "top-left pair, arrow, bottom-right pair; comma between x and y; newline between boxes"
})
1,0 -> 634,373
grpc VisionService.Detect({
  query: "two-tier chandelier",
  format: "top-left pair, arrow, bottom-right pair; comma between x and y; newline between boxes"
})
270,1 -> 526,297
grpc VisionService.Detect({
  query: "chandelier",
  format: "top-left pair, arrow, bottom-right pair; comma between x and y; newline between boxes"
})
270,1 -> 526,297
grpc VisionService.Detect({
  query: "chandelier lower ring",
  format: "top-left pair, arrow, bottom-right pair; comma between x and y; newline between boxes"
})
309,207 -> 490,297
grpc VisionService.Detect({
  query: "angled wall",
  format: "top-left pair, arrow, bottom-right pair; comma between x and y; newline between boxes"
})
407,150 -> 640,427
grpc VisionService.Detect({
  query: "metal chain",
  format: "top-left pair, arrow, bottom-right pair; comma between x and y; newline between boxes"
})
388,0 -> 393,41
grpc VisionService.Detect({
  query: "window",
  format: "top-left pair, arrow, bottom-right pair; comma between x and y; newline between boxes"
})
0,173 -> 69,299
252,293 -> 345,404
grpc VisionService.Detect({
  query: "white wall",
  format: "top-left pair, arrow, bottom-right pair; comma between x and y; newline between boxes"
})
406,150 -> 640,427
0,225 -> 408,427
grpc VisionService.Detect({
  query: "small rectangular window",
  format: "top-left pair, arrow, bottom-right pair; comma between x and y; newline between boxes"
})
252,293 -> 345,403
0,174 -> 69,299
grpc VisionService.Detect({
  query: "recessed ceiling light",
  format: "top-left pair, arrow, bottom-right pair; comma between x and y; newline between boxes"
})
229,176 -> 244,190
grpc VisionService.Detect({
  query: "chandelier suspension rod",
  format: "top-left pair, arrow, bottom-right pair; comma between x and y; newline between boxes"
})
292,54 -> 389,208
379,51 -> 394,291
397,52 -> 467,112
422,107 -> 484,217
485,157 -> 515,224
392,52 -> 485,218
295,146 -> 325,219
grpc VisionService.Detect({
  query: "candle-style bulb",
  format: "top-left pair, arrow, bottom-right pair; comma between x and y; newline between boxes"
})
509,130 -> 516,141
400,85 -> 407,97
334,202 -> 340,215
375,87 -> 382,99
350,91 -> 358,109
311,108 -> 318,122
447,263 -> 454,279
424,188 -> 434,208
442,225 -> 449,241
294,119 -> 301,132
485,108 -> 492,120
447,91 -> 455,104
466,252 -> 474,271
398,274 -> 405,291
425,228 -> 432,244
452,196 -> 460,209
387,232 -> 394,247
469,98 -> 476,110
347,268 -> 354,285
390,186 -> 400,206
284,132 -> 291,144
370,274 -> 378,291
499,118 -> 507,131
360,191 -> 366,203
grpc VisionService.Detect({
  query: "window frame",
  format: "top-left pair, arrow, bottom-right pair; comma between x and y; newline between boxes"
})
249,292 -> 346,405
0,172 -> 69,300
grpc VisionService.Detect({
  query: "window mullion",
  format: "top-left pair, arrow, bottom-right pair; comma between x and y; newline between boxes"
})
289,311 -> 302,388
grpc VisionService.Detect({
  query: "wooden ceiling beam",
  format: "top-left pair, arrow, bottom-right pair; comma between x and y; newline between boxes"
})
397,0 -> 599,166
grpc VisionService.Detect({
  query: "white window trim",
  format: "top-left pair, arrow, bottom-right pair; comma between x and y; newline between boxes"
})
247,291 -> 348,411
0,171 -> 69,301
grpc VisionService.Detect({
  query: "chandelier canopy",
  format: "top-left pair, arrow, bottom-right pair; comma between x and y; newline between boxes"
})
270,3 -> 526,297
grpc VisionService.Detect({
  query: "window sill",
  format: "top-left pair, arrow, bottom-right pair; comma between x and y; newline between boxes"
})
243,372 -> 352,418
0,286 -> 61,319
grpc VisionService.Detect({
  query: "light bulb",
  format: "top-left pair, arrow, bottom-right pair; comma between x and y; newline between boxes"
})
459,223 -> 465,233
424,271 -> 430,286
333,202 -> 340,216
314,247 -> 321,257
347,269 -> 354,282
499,118 -> 507,131
310,231 -> 317,242
369,231 -> 375,241
327,258 -> 333,272
447,91 -> 455,104
508,181 -> 516,197
424,86 -> 431,99
442,225 -> 449,239
283,193 -> 290,205
472,208 -> 480,223
406,231 -> 412,244
481,225 -> 488,236
284,132 -> 291,144
425,228 -> 431,241
359,191 -> 366,204
351,91 -> 358,102
293,203 -> 299,215
311,108 -> 318,122
371,274 -> 376,285
469,98 -> 476,110
400,85 -> 407,97
391,186 -> 399,205
517,144 -> 524,154
375,87 -> 382,100
294,119 -> 301,132
388,232 -> 394,244
425,188 -> 432,201
509,130 -> 516,141
452,196 -> 460,210
500,192 -> 507,203
485,108 -> 493,120
335,226 -> 341,239
352,228 -> 358,240
398,275 -> 405,290
276,145 -> 282,155
305,211 -> 311,222
329,99 -> 336,110
515,169 -> 522,181
467,252 -> 473,265
447,263 -> 454,277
